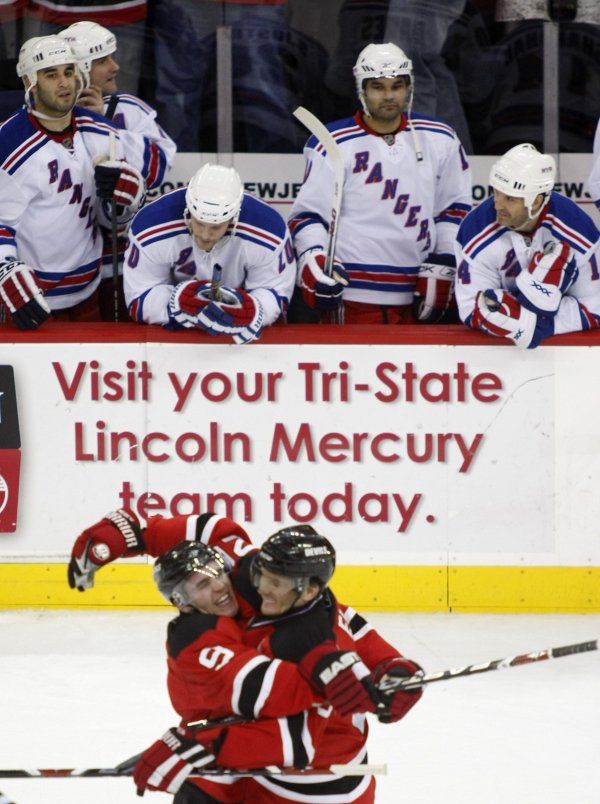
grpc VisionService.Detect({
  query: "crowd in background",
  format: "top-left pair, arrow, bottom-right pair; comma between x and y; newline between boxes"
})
1,0 -> 600,154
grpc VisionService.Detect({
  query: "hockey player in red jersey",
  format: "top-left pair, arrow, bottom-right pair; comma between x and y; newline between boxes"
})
68,511 -> 424,802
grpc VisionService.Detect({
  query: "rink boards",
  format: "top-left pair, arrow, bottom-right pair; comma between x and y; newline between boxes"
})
0,324 -> 599,612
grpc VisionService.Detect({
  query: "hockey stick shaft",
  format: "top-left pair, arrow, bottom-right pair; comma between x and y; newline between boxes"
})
379,638 -> 598,693
293,106 -> 344,324
0,764 -> 386,779
108,130 -> 120,323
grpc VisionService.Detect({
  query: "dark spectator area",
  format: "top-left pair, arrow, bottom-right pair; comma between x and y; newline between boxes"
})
1,0 -> 599,154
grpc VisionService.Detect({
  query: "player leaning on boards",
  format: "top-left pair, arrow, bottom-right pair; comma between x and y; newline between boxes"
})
68,512 -> 423,803
123,163 -> 296,344
288,42 -> 472,324
455,144 -> 600,348
0,36 -> 145,328
58,21 -> 177,318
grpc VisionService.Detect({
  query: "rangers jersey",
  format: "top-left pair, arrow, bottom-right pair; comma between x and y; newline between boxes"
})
124,188 -> 296,326
99,92 -> 176,277
289,110 -> 472,307
0,106 -> 129,309
103,92 -> 175,191
455,193 -> 600,334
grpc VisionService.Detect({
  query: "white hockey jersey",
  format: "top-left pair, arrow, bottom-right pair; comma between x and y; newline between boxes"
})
103,92 -> 175,190
289,111 -> 472,307
0,106 -> 130,310
124,188 -> 296,327
99,92 -> 176,279
455,194 -> 600,335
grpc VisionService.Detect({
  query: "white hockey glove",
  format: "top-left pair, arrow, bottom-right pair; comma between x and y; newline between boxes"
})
471,289 -> 553,349
0,259 -> 50,330
413,253 -> 456,323
514,240 -> 577,316
197,286 -> 264,344
167,279 -> 214,329
298,248 -> 348,310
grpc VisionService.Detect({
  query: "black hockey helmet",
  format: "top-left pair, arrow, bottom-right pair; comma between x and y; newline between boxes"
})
153,540 -> 225,607
251,525 -> 336,593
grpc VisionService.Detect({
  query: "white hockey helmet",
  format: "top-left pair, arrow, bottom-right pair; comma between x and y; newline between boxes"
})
59,21 -> 117,86
17,35 -> 78,88
353,42 -> 413,114
489,143 -> 556,218
185,164 -> 244,226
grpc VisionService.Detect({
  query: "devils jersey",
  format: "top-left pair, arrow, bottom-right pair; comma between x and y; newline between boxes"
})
289,110 -> 472,307
0,106 -> 129,309
455,193 -> 600,334
124,188 -> 296,326
143,513 -> 404,803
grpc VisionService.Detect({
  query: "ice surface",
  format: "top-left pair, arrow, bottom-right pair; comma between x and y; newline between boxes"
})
1,610 -> 599,803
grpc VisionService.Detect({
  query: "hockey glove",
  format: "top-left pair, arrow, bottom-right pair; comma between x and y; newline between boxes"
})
94,160 -> 145,208
298,640 -> 379,716
471,289 -> 553,349
298,249 -> 348,310
133,727 -> 216,796
373,657 -> 424,723
68,509 -> 145,591
413,253 -> 456,323
167,279 -> 213,329
0,260 -> 50,330
197,286 -> 264,344
514,240 -> 577,316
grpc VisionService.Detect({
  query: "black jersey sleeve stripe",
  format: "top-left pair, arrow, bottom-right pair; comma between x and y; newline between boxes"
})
233,656 -> 273,718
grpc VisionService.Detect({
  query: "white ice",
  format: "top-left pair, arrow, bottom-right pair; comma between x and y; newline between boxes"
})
1,610 -> 599,804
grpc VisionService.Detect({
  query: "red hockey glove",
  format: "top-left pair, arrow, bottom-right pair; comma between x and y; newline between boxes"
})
94,160 -> 145,207
197,286 -> 264,344
0,259 -> 50,330
133,727 -> 216,796
298,640 -> 378,716
68,509 -> 145,591
514,240 -> 577,315
413,253 -> 456,323
373,657 -> 424,723
167,279 -> 213,329
298,249 -> 348,310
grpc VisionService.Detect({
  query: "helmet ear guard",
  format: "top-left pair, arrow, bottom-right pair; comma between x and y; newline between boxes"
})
59,21 -> 117,87
17,35 -> 83,117
185,163 -> 244,228
353,42 -> 413,115
489,143 -> 556,220
153,541 -> 226,607
251,525 -> 336,597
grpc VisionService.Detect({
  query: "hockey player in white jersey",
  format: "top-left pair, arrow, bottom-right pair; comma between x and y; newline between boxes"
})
0,35 -> 145,328
289,42 -> 472,324
59,21 -> 176,192
124,163 -> 296,344
455,143 -> 600,349
58,21 -> 176,319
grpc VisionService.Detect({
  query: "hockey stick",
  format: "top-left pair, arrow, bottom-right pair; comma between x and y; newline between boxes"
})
0,762 -> 386,779
108,130 -> 120,323
293,106 -> 344,325
211,263 -> 223,301
378,638 -> 599,693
